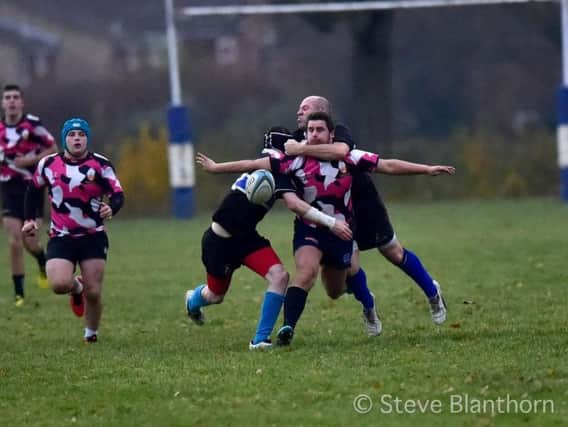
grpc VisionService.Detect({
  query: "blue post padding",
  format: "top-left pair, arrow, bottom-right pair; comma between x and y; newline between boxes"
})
557,87 -> 568,125
561,168 -> 568,202
167,105 -> 192,144
173,187 -> 194,219
167,104 -> 194,218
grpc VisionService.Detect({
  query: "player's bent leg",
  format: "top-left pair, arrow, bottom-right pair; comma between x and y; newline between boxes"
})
80,259 -> 105,342
380,239 -> 446,323
248,260 -> 288,349
46,258 -> 75,294
321,267 -> 349,300
185,275 -> 228,326
379,238 -> 404,264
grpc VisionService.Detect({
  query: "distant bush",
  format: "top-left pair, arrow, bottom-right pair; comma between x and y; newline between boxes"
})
117,125 -> 170,215
376,128 -> 558,200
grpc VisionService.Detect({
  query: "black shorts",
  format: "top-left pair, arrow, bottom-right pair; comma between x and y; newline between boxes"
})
47,232 -> 109,264
201,227 -> 271,278
1,180 -> 45,220
293,220 -> 353,270
351,173 -> 395,250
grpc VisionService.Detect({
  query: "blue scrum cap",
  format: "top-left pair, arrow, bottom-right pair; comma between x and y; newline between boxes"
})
61,117 -> 90,150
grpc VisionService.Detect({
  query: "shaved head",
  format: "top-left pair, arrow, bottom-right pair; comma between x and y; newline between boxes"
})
296,95 -> 333,130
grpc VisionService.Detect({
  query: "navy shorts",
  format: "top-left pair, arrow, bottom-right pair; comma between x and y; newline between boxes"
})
351,173 -> 395,250
47,232 -> 109,264
293,220 -> 353,270
201,227 -> 272,278
1,180 -> 45,220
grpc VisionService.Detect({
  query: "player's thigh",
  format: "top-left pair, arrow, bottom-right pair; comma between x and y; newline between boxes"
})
2,216 -> 23,242
77,233 -> 109,296
241,233 -> 281,278
1,185 -> 25,227
293,245 -> 322,289
46,258 -> 75,288
201,227 -> 238,279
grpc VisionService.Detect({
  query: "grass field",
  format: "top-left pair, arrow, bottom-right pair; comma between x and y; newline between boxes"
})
0,199 -> 566,426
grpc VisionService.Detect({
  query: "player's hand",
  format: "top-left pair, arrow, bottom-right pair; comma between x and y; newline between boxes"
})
195,152 -> 219,173
331,219 -> 352,241
428,165 -> 456,176
22,220 -> 38,236
284,139 -> 306,156
99,203 -> 113,220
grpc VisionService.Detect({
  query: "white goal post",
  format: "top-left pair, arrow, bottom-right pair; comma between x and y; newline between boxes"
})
180,0 -> 555,17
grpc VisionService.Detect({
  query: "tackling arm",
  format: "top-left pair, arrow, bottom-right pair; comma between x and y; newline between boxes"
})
196,152 -> 271,174
284,140 -> 349,160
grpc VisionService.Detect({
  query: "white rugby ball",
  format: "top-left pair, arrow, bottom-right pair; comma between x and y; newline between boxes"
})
246,169 -> 275,205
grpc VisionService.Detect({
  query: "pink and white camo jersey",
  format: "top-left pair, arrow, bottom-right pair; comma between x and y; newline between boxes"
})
0,113 -> 55,182
270,149 -> 379,227
32,152 -> 123,237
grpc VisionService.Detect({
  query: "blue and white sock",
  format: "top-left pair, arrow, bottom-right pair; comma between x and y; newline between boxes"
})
346,268 -> 374,310
397,249 -> 437,298
188,284 -> 211,312
252,291 -> 285,344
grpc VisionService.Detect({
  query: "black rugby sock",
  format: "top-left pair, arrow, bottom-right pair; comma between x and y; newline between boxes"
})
32,250 -> 47,273
283,286 -> 308,329
13,275 -> 24,297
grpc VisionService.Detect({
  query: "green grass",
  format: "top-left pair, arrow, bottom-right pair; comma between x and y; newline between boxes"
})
0,199 -> 567,426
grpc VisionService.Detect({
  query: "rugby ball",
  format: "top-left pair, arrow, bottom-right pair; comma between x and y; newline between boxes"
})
246,169 -> 275,205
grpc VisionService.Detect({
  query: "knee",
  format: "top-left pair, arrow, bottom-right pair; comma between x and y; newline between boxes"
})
50,277 -> 73,294
203,286 -> 224,304
8,233 -> 23,249
84,287 -> 101,302
267,266 -> 289,292
295,266 -> 318,289
380,242 -> 404,265
348,264 -> 359,277
22,235 -> 39,251
326,288 -> 344,300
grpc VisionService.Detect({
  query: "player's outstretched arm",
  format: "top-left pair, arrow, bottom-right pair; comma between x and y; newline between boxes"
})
284,140 -> 350,160
196,152 -> 271,174
376,159 -> 456,176
281,193 -> 352,241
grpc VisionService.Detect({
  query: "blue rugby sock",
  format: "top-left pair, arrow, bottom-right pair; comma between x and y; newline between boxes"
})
252,291 -> 284,344
346,268 -> 374,310
397,249 -> 437,298
188,284 -> 211,312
